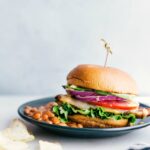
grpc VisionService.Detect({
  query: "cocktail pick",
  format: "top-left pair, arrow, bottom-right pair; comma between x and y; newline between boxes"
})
101,39 -> 112,67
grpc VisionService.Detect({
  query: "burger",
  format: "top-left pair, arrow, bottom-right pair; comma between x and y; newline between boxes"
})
52,64 -> 150,128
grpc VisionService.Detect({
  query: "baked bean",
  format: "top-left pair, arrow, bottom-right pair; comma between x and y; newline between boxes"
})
58,122 -> 67,127
28,112 -> 34,117
33,112 -> 41,120
42,114 -> 49,121
32,107 -> 38,112
77,124 -> 83,128
67,122 -> 77,128
38,117 -> 42,121
24,106 -> 33,114
24,108 -> 30,115
51,117 -> 60,124
45,102 -> 57,109
24,102 -> 84,128
70,124 -> 77,128
45,120 -> 53,124
44,111 -> 55,118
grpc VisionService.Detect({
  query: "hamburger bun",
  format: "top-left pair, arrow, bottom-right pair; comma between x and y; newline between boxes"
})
67,64 -> 138,95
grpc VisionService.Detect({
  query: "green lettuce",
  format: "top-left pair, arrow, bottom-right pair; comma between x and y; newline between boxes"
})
52,103 -> 136,124
63,85 -> 136,99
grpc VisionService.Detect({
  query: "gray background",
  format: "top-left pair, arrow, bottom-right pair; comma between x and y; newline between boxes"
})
0,0 -> 150,95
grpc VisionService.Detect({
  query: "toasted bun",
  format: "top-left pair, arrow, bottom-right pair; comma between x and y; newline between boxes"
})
69,115 -> 128,128
67,64 -> 138,95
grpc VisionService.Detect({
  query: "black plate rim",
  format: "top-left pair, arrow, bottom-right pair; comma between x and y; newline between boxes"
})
18,96 -> 150,132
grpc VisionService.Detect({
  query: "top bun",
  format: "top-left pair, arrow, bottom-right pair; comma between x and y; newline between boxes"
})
67,64 -> 138,95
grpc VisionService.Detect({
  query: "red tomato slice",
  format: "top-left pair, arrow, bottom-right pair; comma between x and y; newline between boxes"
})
88,100 -> 139,110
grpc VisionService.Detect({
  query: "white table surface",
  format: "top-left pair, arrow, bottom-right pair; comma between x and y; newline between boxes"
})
0,96 -> 150,150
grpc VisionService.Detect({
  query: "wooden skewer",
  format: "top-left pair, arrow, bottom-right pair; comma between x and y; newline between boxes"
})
101,39 -> 112,67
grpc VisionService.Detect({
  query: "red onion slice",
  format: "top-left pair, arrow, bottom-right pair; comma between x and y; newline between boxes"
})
67,89 -> 125,102
75,95 -> 125,102
67,90 -> 98,96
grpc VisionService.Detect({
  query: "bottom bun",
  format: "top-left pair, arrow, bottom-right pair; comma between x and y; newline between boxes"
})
68,115 -> 128,128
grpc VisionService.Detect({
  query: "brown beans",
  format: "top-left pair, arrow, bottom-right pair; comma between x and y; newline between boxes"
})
77,124 -> 83,128
28,112 -> 34,117
24,108 -> 30,115
45,120 -> 53,124
24,102 -> 84,128
67,122 -> 77,128
44,111 -> 55,118
45,102 -> 57,109
42,114 -> 49,121
33,112 -> 41,120
58,122 -> 67,127
24,106 -> 34,116
24,106 -> 31,114
66,122 -> 83,128
51,117 -> 60,124
31,107 -> 38,112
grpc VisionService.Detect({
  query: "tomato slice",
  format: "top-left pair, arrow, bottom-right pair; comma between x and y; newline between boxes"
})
88,100 -> 139,110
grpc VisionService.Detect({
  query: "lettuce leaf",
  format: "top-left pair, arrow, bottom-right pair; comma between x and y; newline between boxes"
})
63,85 -> 136,99
63,85 -> 90,91
52,103 -> 136,124
112,93 -> 136,100
63,85 -> 111,95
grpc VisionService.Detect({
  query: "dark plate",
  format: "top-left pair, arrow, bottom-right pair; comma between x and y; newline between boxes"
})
18,97 -> 150,138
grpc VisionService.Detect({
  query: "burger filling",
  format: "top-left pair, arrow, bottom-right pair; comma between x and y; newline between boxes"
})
53,101 -> 136,124
63,85 -> 139,111
63,85 -> 137,101
52,85 -> 139,125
